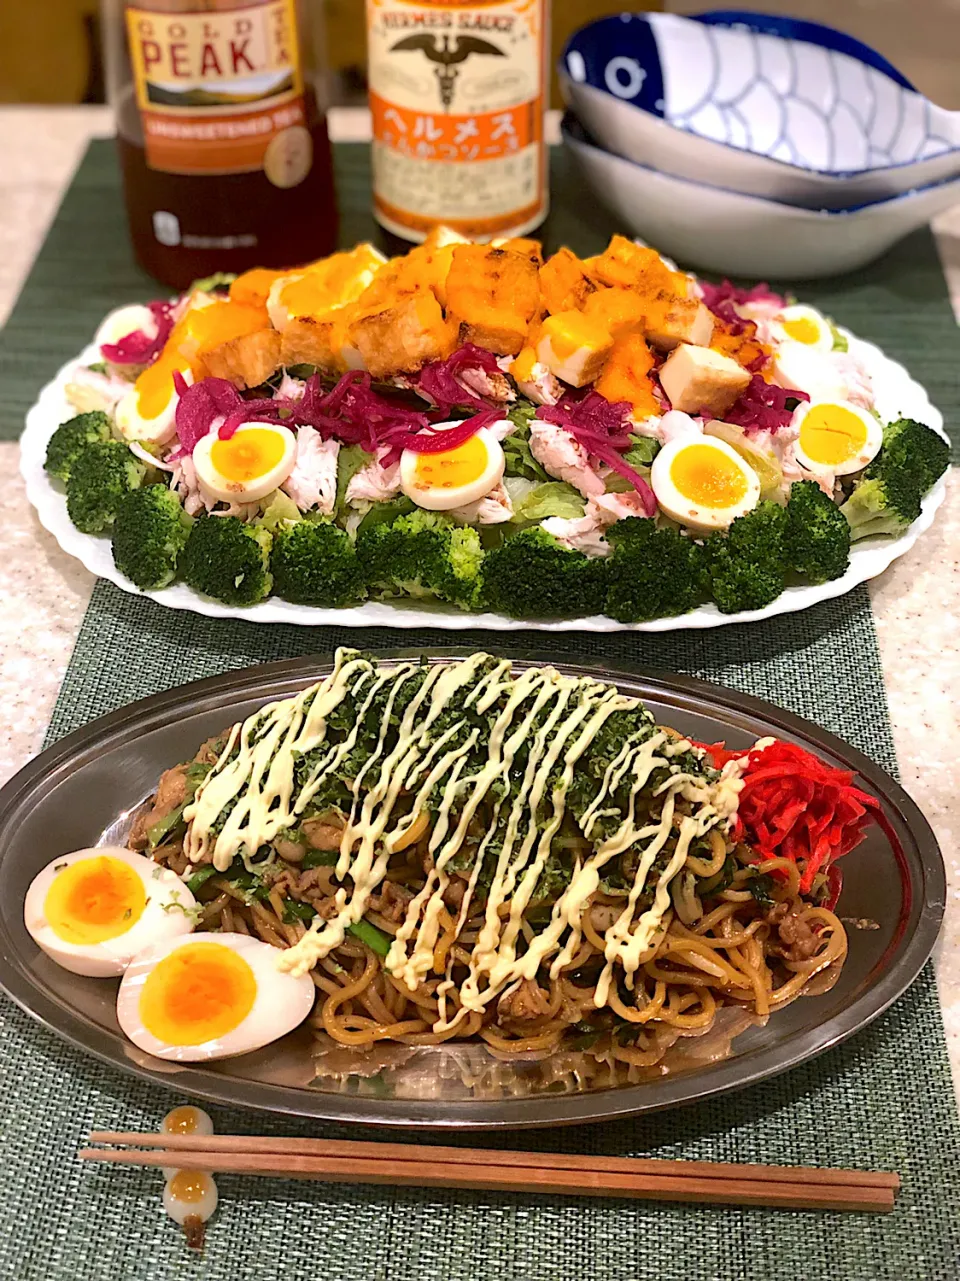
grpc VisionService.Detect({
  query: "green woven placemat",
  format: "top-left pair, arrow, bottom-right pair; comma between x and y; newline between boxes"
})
1,138 -> 958,459
0,581 -> 956,1281
1,139 -> 960,1281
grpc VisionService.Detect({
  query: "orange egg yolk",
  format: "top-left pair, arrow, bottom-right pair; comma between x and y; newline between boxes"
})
163,1106 -> 203,1135
139,941 -> 257,1046
133,351 -> 192,420
44,856 -> 146,945
209,428 -> 287,483
781,316 -> 822,345
413,435 -> 488,491
799,404 -> 868,465
167,1170 -> 212,1204
670,445 -> 749,508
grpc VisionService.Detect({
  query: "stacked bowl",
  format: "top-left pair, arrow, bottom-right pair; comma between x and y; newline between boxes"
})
560,10 -> 960,278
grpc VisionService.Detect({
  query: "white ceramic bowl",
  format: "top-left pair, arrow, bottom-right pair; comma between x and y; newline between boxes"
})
563,117 -> 960,280
561,11 -> 960,209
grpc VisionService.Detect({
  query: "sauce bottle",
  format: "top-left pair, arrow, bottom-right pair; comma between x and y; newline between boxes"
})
366,0 -> 549,245
103,0 -> 338,289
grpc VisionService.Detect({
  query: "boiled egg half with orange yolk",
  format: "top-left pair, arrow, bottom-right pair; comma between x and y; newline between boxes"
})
116,933 -> 316,1061
23,847 -> 197,977
792,399 -> 883,477
651,437 -> 761,531
399,424 -> 506,511
114,357 -> 193,447
193,423 -> 297,504
770,304 -> 833,352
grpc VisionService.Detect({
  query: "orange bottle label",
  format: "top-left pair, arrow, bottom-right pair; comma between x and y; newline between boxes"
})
125,0 -> 312,185
366,0 -> 548,241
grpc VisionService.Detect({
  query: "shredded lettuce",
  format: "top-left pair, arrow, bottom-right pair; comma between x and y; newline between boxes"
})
503,421 -> 550,482
257,489 -> 301,531
828,320 -> 849,353
504,477 -> 585,522
336,444 -> 373,512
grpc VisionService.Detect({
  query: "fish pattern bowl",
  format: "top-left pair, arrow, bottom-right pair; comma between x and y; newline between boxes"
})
561,10 -> 960,208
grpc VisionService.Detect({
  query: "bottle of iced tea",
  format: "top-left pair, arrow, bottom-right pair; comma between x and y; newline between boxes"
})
103,0 -> 338,289
365,0 -> 549,244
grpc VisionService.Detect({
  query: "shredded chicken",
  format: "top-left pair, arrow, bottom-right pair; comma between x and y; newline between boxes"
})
346,447 -> 401,503
459,366 -> 515,403
282,428 -> 338,514
497,355 -> 560,406
449,482 -> 513,525
276,372 -> 306,400
529,420 -> 606,498
541,491 -> 651,558
831,351 -> 876,410
658,409 -> 703,445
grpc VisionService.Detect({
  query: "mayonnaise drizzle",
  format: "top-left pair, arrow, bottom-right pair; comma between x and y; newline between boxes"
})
182,650 -> 743,1022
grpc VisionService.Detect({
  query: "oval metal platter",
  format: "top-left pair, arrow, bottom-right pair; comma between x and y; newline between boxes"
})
0,651 -> 945,1130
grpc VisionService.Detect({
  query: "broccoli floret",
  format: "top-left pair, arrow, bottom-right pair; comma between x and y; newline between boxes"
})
65,440 -> 146,533
784,480 -> 850,584
877,418 -> 950,496
180,515 -> 273,605
111,485 -> 192,590
604,517 -> 705,622
45,411 -> 112,482
270,519 -> 366,607
839,418 -> 947,541
702,501 -> 788,614
481,527 -> 606,619
839,473 -> 921,540
358,509 -> 484,609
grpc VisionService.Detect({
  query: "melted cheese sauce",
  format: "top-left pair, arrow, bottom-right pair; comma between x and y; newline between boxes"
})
183,650 -> 743,1029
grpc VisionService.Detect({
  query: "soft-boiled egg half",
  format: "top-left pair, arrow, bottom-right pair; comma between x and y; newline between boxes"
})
116,933 -> 316,1061
95,303 -> 159,352
114,357 -> 193,447
770,305 -> 833,352
792,399 -> 883,477
399,424 -> 506,511
192,423 -> 297,504
651,437 -> 761,531
23,848 -> 197,978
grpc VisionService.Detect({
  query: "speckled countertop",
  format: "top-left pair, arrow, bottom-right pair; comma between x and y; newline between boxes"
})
0,106 -> 958,1099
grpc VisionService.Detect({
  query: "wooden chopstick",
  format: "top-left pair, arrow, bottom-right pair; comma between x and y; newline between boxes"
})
81,1131 -> 898,1213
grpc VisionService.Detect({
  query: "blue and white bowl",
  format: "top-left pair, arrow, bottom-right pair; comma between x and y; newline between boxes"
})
563,115 -> 960,279
561,11 -> 960,209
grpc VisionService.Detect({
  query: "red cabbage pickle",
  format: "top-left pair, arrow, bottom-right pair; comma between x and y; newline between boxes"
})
417,344 -> 504,412
725,375 -> 809,434
100,301 -> 173,366
536,392 -> 657,515
173,374 -> 244,454
700,280 -> 787,334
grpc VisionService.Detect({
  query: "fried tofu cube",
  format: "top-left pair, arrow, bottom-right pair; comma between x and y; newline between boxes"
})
445,245 -> 540,355
595,333 -> 660,419
643,294 -> 715,351
200,328 -> 282,388
658,343 -> 751,416
535,311 -> 613,387
491,236 -> 543,265
347,291 -> 457,377
539,247 -> 597,315
278,310 -> 351,373
582,288 -> 648,340
587,237 -> 685,298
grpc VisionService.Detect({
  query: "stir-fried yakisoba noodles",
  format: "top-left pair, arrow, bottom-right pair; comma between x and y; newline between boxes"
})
130,650 -> 869,1065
